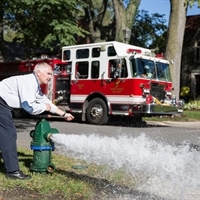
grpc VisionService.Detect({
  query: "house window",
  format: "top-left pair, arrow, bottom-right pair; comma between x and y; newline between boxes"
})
195,41 -> 200,62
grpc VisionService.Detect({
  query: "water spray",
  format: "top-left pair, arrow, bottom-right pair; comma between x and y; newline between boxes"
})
51,133 -> 200,199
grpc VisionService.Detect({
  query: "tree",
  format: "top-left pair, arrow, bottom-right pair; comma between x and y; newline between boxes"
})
2,0 -> 87,59
165,0 -> 188,100
165,0 -> 200,100
80,0 -> 141,43
1,0 -> 142,60
131,9 -> 167,52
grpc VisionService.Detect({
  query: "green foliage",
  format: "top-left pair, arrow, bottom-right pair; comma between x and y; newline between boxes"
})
180,86 -> 190,97
187,0 -> 200,7
4,0 -> 87,58
1,0 -> 168,58
131,10 -> 167,51
184,100 -> 200,110
180,86 -> 192,103
3,27 -> 17,42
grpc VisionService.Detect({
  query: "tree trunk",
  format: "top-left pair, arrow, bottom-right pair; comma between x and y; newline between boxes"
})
165,0 -> 187,100
85,0 -> 140,43
113,0 -> 140,42
113,0 -> 126,42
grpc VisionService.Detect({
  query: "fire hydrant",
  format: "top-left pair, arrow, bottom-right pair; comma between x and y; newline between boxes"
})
30,119 -> 59,173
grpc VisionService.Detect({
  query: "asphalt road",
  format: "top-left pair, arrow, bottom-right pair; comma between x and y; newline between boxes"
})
16,118 -> 200,150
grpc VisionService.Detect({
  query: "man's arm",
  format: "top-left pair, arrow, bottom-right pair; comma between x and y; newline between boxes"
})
45,103 -> 74,121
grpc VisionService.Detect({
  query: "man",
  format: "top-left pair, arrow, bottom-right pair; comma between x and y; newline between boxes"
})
110,59 -> 121,78
0,62 -> 74,180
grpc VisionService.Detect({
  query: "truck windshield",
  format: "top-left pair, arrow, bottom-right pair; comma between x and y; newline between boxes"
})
130,58 -> 156,79
130,58 -> 171,81
156,61 -> 172,81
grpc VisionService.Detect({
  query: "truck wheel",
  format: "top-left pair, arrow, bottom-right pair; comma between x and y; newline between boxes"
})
86,98 -> 108,125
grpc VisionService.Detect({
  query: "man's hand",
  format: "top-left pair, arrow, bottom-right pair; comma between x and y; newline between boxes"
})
45,103 -> 51,111
64,113 -> 74,121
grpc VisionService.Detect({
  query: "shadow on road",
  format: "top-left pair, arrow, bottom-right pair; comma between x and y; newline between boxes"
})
14,115 -> 167,129
14,118 -> 38,132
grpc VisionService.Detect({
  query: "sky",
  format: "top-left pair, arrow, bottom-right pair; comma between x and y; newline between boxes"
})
138,0 -> 200,25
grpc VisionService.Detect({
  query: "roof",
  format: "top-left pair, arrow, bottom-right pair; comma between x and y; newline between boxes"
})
184,15 -> 200,46
62,41 -> 151,57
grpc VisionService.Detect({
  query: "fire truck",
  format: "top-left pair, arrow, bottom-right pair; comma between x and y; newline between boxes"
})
0,41 -> 184,125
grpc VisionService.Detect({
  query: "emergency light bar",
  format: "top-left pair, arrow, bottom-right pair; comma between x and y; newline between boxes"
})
155,54 -> 164,59
126,48 -> 142,54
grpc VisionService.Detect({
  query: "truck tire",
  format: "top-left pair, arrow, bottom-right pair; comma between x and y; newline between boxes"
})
86,98 -> 108,125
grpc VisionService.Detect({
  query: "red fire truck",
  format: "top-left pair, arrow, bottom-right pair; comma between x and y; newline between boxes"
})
0,41 -> 184,125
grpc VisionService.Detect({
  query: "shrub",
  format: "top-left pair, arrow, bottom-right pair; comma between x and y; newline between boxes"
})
184,100 -> 200,110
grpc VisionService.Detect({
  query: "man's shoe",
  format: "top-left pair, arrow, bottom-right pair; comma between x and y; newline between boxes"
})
6,170 -> 31,180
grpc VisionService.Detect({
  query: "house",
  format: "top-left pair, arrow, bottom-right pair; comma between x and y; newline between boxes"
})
182,15 -> 200,100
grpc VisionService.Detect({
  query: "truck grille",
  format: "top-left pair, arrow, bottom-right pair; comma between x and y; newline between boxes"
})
150,83 -> 165,101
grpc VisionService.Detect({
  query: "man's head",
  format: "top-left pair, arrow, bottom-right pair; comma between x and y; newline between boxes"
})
34,62 -> 52,84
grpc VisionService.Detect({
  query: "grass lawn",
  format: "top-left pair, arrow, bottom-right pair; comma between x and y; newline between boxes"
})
0,148 -> 136,200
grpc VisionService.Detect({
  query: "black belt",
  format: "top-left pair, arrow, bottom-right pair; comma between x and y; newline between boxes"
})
0,97 -> 13,110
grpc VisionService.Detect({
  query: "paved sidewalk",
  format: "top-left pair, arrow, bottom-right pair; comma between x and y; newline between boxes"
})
146,120 -> 200,129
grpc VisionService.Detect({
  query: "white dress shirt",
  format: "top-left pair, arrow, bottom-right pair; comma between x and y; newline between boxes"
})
0,73 -> 57,115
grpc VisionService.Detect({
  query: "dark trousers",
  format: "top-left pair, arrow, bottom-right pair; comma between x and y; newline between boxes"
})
0,100 -> 19,173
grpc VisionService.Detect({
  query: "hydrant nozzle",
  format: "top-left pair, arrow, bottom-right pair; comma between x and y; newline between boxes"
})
46,133 -> 52,141
43,132 -> 53,141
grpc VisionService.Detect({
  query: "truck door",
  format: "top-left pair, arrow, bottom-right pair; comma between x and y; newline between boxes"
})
106,58 -> 128,95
